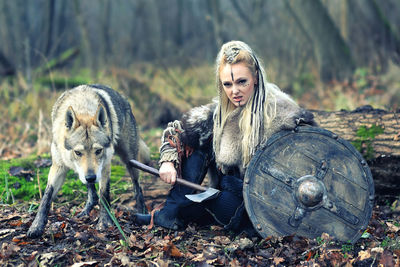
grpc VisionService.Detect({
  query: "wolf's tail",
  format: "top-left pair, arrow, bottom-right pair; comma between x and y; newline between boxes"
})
138,138 -> 151,165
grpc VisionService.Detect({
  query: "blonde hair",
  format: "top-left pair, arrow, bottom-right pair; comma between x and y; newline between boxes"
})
213,41 -> 290,167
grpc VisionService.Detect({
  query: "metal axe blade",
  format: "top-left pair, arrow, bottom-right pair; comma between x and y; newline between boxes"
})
185,187 -> 220,202
129,159 -> 220,202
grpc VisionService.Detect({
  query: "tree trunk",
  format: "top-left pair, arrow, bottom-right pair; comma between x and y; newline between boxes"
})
73,0 -> 92,68
287,0 -> 354,82
45,0 -> 56,57
311,106 -> 400,198
206,0 -> 224,50
0,50 -> 16,76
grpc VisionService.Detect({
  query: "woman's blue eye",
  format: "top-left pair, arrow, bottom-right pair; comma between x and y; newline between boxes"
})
239,79 -> 247,84
223,82 -> 232,87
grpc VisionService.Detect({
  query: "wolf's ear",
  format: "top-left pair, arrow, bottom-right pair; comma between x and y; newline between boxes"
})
95,104 -> 107,128
65,106 -> 78,130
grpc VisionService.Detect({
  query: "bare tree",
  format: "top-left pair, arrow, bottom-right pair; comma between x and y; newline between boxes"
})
286,0 -> 355,82
0,50 -> 15,76
206,0 -> 224,51
45,0 -> 56,57
73,0 -> 92,68
230,0 -> 266,28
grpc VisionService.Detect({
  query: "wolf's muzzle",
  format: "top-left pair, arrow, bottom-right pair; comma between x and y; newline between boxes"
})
85,174 -> 97,183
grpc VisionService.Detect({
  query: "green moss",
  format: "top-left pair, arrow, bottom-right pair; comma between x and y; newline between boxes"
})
351,124 -> 384,160
0,156 -> 131,204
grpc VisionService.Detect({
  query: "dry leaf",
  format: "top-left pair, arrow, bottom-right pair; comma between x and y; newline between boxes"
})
273,256 -> 285,265
163,241 -> 183,258
394,132 -> 399,141
386,222 -> 400,233
0,242 -> 21,259
238,237 -> 253,250
371,247 -> 384,255
379,249 -> 395,267
70,261 -> 99,267
213,235 -> 231,245
192,252 -> 206,262
23,251 -> 39,262
9,220 -> 23,227
229,258 -> 241,267
358,250 -> 372,261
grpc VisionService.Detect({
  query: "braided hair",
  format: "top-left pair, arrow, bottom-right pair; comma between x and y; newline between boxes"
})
213,41 -> 295,167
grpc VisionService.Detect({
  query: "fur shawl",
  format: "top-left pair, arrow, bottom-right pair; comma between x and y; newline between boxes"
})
159,97 -> 316,179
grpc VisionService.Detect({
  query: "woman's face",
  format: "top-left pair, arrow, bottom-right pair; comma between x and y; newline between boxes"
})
220,62 -> 256,107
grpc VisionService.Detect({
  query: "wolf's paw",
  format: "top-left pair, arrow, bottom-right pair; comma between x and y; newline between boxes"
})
77,209 -> 90,218
96,214 -> 113,231
27,226 -> 44,238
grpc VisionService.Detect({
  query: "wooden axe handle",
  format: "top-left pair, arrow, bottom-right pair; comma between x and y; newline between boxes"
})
130,159 -> 208,192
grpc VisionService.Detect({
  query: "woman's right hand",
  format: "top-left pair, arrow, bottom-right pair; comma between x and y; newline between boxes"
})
159,161 -> 177,185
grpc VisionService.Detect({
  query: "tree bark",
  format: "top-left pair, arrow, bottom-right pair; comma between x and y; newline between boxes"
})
310,106 -> 400,198
0,50 -> 16,76
45,0 -> 56,57
287,0 -> 354,82
206,0 -> 224,50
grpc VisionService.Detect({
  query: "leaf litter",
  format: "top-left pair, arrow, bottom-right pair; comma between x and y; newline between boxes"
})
0,175 -> 399,266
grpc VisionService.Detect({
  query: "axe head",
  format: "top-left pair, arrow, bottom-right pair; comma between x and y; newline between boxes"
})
185,188 -> 220,203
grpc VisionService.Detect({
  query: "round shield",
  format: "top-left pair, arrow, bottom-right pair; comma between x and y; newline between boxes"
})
243,126 -> 374,243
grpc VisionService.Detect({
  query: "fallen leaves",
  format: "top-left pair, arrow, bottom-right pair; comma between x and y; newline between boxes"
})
162,241 -> 183,258
0,189 -> 399,266
0,242 -> 20,259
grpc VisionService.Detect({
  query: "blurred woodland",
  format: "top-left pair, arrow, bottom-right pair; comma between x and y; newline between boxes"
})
0,0 -> 400,158
1,2 -> 400,265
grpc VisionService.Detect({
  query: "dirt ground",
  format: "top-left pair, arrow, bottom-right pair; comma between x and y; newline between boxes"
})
0,174 -> 399,266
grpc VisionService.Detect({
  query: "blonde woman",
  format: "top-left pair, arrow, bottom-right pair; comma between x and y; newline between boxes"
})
134,41 -> 316,235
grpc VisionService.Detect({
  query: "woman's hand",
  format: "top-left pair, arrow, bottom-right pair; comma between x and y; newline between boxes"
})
159,162 -> 177,185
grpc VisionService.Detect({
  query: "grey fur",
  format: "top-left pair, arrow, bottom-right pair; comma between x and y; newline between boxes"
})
160,96 -> 316,183
180,102 -> 217,149
27,85 -> 149,238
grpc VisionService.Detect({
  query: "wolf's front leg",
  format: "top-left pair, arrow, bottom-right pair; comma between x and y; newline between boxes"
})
97,164 -> 113,230
27,165 -> 67,238
77,182 -> 98,217
128,167 -> 147,214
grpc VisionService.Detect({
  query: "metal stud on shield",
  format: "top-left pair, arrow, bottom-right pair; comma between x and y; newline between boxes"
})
243,126 -> 374,244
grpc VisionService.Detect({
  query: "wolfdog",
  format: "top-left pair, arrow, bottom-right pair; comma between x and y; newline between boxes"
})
27,84 -> 150,238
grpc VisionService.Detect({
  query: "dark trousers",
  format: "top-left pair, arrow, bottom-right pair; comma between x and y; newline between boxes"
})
165,147 -> 255,234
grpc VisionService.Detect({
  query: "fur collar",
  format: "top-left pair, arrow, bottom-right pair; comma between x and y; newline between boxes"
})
214,107 -> 245,176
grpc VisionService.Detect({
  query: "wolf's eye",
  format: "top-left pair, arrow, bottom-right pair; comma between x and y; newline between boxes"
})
74,151 -> 82,157
95,149 -> 103,155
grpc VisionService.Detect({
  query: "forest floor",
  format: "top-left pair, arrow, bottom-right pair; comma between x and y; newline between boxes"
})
1,170 -> 400,267
0,67 -> 400,266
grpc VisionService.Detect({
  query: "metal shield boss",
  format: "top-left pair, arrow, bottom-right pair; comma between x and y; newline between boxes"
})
243,126 -> 374,243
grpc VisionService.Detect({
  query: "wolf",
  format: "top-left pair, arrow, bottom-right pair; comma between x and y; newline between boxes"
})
27,84 -> 150,238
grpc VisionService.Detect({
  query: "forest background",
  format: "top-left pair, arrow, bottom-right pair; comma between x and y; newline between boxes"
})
0,0 -> 400,160
0,0 -> 400,265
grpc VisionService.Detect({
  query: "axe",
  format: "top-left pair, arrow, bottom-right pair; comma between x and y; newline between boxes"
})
130,159 -> 220,202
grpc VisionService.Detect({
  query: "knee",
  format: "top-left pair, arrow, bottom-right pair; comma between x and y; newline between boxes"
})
181,149 -> 210,178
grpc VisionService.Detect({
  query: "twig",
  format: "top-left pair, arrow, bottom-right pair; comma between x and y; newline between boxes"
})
36,169 -> 42,199
98,192 -> 128,244
300,244 -> 324,258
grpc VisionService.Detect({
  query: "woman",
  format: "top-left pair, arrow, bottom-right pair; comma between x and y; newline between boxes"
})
134,41 -> 316,235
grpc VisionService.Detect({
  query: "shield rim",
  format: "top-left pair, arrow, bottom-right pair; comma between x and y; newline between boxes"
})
243,126 -> 374,243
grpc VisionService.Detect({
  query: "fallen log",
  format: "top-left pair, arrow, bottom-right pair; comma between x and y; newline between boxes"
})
310,105 -> 400,199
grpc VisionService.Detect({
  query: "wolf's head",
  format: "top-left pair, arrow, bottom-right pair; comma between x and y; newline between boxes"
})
64,104 -> 113,184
